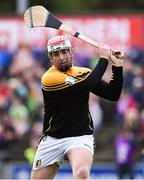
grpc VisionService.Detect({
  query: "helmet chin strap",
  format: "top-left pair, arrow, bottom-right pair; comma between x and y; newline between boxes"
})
58,63 -> 72,72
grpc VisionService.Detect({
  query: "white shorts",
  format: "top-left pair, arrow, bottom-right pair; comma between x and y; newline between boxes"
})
32,135 -> 94,170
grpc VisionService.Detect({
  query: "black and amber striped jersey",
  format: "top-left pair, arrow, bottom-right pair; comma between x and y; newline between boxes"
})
41,58 -> 123,138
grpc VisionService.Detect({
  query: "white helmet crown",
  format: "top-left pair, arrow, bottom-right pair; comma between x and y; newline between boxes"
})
47,35 -> 71,53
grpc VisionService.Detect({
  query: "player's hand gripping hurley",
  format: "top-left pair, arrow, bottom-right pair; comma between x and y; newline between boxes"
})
24,5 -> 124,59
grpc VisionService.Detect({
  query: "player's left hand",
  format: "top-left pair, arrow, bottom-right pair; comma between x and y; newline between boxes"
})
97,43 -> 111,60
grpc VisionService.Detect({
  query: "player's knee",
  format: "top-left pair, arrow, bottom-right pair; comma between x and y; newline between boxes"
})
76,167 -> 89,179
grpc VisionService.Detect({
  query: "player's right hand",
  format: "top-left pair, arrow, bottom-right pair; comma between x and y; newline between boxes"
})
110,50 -> 124,67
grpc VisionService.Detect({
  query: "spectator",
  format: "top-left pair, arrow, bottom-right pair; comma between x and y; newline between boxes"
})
24,121 -> 42,165
123,107 -> 139,134
114,128 -> 136,179
0,113 -> 19,161
115,89 -> 137,124
9,43 -> 37,76
0,34 -> 13,76
9,96 -> 29,136
0,77 -> 12,113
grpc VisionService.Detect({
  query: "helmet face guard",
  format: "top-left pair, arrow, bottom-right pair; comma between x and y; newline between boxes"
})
47,35 -> 71,53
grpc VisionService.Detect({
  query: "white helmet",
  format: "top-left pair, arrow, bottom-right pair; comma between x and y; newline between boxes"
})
47,35 -> 71,53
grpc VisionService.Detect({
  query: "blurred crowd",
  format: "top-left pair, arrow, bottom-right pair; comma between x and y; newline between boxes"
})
0,39 -> 144,166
